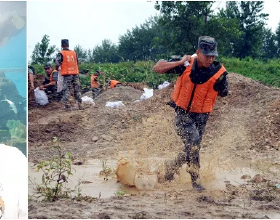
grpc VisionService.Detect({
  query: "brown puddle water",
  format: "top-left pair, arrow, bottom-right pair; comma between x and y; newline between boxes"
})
29,159 -> 127,199
29,152 -> 280,199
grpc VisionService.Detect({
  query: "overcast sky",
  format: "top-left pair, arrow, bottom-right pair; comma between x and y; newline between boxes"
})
27,1 -> 280,61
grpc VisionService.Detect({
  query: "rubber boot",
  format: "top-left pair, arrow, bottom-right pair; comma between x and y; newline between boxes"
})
158,153 -> 187,182
190,172 -> 205,192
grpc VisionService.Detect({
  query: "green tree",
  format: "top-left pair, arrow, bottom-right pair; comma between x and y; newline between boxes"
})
31,35 -> 57,64
92,39 -> 120,63
154,1 -> 214,55
118,16 -> 164,62
74,44 -> 87,63
205,10 -> 241,57
261,28 -> 277,59
223,1 -> 269,58
276,22 -> 280,57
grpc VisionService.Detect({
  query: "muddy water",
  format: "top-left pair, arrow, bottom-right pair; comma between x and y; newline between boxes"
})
117,150 -> 280,190
29,159 -> 126,199
29,153 -> 280,200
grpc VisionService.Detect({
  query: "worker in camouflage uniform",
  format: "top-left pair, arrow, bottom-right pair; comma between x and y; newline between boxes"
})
39,63 -> 62,101
55,39 -> 82,110
91,70 -> 102,99
153,36 -> 229,191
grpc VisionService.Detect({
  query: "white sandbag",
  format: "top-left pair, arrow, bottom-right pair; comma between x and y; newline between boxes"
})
158,81 -> 170,90
105,101 -> 125,108
184,53 -> 197,67
140,88 -> 153,100
34,88 -> 49,105
57,71 -> 64,93
82,96 -> 95,104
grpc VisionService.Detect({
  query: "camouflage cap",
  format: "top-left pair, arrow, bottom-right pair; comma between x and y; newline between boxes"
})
44,63 -> 52,69
61,39 -> 69,46
198,36 -> 218,56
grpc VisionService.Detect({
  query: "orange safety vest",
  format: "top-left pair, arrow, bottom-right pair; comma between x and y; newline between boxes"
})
110,80 -> 121,88
49,70 -> 57,82
171,58 -> 226,113
91,75 -> 99,88
60,50 -> 79,76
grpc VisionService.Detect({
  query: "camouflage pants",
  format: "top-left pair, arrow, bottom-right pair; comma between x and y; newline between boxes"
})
62,75 -> 82,105
43,85 -> 60,101
165,109 -> 209,181
92,88 -> 101,99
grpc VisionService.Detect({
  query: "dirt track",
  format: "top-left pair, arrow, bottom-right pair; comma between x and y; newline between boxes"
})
28,73 -> 280,219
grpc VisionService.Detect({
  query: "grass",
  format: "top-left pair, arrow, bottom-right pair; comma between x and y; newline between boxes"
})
220,57 -> 280,88
32,57 -> 280,91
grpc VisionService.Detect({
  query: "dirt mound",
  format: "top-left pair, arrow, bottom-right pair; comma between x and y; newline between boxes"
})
28,73 -> 280,160
28,72 -> 280,219
93,86 -> 144,106
128,73 -> 280,153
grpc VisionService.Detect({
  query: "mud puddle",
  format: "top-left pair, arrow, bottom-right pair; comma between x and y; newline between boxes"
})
29,154 -> 280,200
28,159 -> 135,199
117,150 -> 280,190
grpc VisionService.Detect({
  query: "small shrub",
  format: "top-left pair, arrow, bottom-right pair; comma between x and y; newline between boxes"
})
34,137 -> 74,201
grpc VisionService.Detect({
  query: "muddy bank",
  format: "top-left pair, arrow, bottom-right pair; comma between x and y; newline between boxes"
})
29,185 -> 280,219
28,73 -> 280,218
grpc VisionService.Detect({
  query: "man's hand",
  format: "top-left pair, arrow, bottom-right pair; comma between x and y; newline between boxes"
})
181,54 -> 192,64
39,85 -> 45,90
153,55 -> 191,74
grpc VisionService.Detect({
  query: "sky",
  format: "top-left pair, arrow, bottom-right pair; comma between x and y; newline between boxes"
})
27,1 -> 280,61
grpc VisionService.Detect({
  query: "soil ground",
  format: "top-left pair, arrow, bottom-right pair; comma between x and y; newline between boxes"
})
28,73 -> 280,219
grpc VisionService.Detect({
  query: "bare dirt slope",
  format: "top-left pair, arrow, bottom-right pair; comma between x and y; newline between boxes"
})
28,73 -> 280,219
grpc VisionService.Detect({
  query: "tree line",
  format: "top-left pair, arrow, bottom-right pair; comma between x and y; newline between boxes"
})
30,1 -> 280,65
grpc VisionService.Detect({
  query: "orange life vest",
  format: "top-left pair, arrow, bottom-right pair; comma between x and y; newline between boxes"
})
91,75 -> 99,88
171,57 -> 226,113
60,50 -> 79,76
49,70 -> 58,82
110,80 -> 121,88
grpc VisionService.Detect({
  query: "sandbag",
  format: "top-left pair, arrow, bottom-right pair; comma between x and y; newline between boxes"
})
34,88 -> 49,105
57,71 -> 64,93
105,101 -> 125,108
140,88 -> 153,100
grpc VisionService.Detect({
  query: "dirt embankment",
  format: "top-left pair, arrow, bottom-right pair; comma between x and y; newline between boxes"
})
28,73 -> 280,219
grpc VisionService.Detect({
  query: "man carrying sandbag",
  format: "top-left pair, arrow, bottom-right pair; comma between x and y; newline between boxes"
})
153,36 -> 229,191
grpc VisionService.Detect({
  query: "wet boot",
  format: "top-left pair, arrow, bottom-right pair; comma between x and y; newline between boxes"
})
158,153 -> 187,183
190,172 -> 205,192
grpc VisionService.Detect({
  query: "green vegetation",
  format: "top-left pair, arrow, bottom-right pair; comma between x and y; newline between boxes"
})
32,137 -> 75,201
221,58 -> 280,87
33,57 -> 280,90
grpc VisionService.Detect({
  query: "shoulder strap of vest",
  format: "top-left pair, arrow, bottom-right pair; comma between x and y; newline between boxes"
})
211,65 -> 226,81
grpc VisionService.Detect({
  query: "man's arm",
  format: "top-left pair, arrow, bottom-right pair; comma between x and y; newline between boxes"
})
153,55 -> 191,74
29,74 -> 35,89
214,72 -> 229,97
55,53 -> 63,71
39,81 -> 56,90
39,72 -> 58,90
